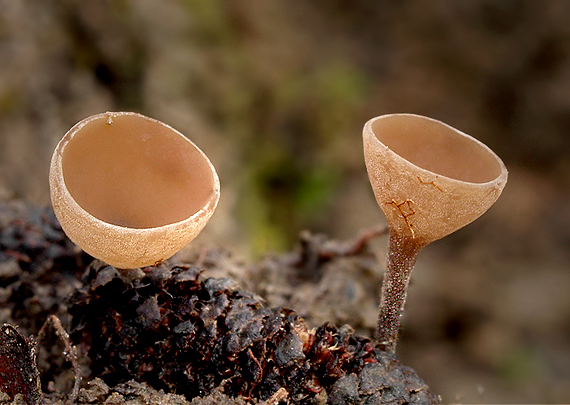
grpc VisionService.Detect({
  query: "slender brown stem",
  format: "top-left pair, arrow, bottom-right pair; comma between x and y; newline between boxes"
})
375,232 -> 422,353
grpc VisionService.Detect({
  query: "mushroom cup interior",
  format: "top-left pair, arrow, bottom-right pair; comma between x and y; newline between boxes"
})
371,115 -> 503,184
61,114 -> 216,229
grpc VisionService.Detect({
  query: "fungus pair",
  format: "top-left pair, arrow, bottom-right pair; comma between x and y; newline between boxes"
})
50,111 -> 507,354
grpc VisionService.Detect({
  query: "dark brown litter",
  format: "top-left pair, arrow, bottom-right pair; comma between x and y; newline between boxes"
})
1,201 -> 440,404
0,324 -> 41,405
69,261 -> 440,404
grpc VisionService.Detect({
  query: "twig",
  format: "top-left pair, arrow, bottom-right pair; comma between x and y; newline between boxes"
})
36,315 -> 82,405
319,224 -> 388,259
259,387 -> 288,405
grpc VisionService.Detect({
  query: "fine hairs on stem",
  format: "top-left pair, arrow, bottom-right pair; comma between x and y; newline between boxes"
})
376,232 -> 422,352
363,113 -> 508,353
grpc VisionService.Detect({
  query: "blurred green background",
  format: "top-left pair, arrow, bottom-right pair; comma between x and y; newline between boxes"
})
1,1 -> 570,403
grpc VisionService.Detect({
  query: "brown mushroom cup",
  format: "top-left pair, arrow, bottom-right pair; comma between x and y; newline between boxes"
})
363,113 -> 507,353
50,112 -> 220,269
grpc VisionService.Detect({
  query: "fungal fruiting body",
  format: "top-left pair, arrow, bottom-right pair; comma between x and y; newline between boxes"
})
363,113 -> 507,353
49,112 -> 220,269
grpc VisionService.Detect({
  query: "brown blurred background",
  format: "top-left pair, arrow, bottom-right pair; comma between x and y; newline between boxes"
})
1,1 -> 569,403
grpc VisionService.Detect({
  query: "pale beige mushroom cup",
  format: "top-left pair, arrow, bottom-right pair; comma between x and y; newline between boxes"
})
50,112 -> 220,270
363,113 -> 508,353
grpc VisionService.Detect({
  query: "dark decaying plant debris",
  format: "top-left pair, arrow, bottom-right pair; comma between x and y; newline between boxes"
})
0,201 -> 90,331
0,324 -> 41,404
0,200 -> 440,404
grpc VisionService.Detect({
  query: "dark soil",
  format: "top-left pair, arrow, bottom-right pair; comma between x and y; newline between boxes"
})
0,200 -> 440,404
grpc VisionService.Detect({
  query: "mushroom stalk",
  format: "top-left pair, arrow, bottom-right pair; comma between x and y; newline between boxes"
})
376,232 -> 422,353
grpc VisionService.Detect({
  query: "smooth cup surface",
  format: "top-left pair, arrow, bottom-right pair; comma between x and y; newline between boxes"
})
50,112 -> 220,269
363,113 -> 507,245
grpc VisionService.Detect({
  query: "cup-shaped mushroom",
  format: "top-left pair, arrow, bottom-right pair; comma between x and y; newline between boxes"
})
363,113 -> 507,247
49,112 -> 220,269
